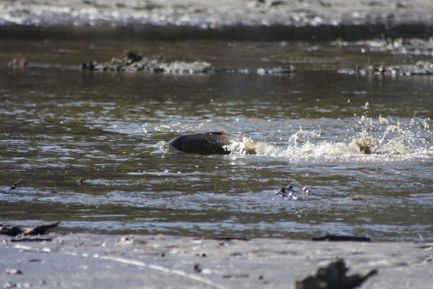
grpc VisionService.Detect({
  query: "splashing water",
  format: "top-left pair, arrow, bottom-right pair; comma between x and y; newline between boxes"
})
225,116 -> 432,162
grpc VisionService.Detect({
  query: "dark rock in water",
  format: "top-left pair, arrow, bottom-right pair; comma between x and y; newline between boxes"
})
81,51 -> 296,75
296,259 -> 377,289
339,61 -> 433,76
81,51 -> 213,74
0,222 -> 60,237
312,234 -> 371,242
168,132 -> 238,155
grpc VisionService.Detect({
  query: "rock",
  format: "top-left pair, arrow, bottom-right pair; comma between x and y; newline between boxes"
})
81,51 -> 213,74
0,222 -> 60,237
312,234 -> 371,242
81,51 -> 296,75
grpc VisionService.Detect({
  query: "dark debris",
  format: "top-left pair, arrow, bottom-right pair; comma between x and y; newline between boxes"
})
0,222 -> 60,237
296,259 -> 377,289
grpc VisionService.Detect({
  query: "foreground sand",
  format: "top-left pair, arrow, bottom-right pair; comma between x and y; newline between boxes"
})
0,233 -> 432,289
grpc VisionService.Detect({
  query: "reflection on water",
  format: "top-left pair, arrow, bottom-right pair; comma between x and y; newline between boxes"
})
0,39 -> 432,241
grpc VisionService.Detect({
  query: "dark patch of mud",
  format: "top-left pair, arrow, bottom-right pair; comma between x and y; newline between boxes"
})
338,61 -> 433,76
81,51 -> 296,75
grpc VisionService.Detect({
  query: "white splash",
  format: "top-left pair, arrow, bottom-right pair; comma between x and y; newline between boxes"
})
227,116 -> 432,162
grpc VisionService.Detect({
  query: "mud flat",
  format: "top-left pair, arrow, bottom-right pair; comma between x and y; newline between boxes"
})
0,233 -> 432,289
0,0 -> 431,40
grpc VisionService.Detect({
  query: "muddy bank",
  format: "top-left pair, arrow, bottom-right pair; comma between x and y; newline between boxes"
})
0,0 -> 431,40
0,233 -> 431,289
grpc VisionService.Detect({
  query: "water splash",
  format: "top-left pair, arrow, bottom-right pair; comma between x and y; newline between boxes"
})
226,116 -> 432,162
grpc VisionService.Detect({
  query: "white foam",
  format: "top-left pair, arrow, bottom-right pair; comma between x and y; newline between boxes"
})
226,116 -> 432,162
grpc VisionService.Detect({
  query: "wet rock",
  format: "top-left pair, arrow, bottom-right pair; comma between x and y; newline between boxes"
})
11,236 -> 53,242
214,236 -> 250,241
81,51 -> 296,75
339,61 -> 433,76
81,51 -> 213,74
312,234 -> 370,242
0,222 -> 60,237
295,259 -> 377,289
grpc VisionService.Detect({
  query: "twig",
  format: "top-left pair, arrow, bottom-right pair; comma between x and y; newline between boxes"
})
10,179 -> 23,190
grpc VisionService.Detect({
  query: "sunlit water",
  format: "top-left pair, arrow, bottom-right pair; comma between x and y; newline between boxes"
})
0,39 -> 432,241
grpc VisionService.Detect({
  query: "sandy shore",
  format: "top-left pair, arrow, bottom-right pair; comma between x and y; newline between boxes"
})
0,233 -> 432,289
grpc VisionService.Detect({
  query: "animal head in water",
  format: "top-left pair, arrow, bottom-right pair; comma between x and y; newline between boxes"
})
351,136 -> 378,154
168,132 -> 238,155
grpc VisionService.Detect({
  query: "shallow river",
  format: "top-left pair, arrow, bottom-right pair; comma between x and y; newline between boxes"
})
0,38 -> 432,241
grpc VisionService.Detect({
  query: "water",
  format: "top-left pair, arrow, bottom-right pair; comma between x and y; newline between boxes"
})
0,39 -> 432,241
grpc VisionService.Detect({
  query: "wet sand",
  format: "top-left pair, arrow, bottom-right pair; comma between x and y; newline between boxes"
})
0,233 -> 432,289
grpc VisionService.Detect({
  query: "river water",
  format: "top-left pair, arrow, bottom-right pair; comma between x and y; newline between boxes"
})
0,38 -> 432,241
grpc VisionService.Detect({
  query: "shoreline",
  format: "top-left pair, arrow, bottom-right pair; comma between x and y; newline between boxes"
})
0,0 -> 432,40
